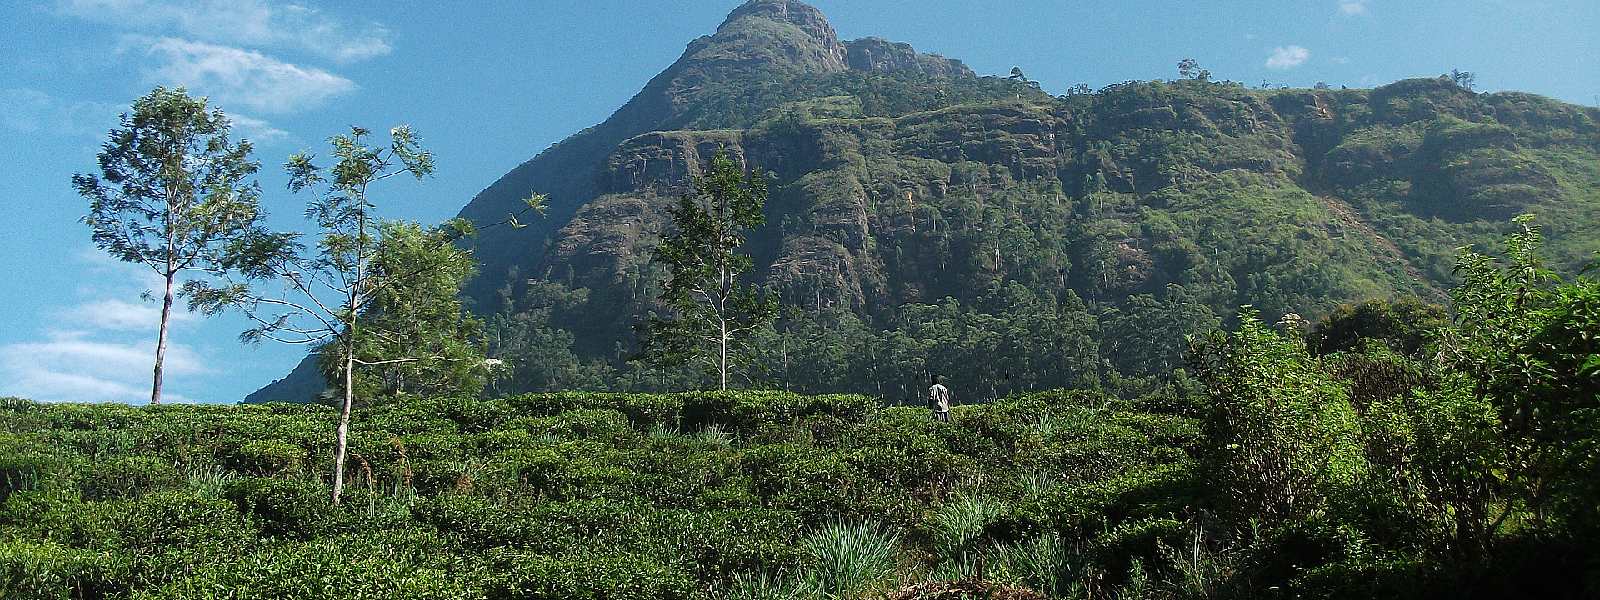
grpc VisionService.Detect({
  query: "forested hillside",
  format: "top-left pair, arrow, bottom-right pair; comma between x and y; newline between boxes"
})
250,0 -> 1600,402
8,220 -> 1599,597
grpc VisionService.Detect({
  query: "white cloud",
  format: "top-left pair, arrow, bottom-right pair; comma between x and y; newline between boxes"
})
0,248 -> 213,404
57,0 -> 391,63
135,37 -> 356,114
1,330 -> 204,403
61,298 -> 197,332
0,87 -> 122,137
74,246 -> 168,297
1330,56 -> 1352,65
1266,45 -> 1311,70
1338,1 -> 1369,15
229,113 -> 290,144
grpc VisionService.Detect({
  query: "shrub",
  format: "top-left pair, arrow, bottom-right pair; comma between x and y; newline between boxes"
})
484,550 -> 697,600
506,445 -> 635,501
683,391 -> 877,432
0,539 -> 128,600
225,439 -> 307,477
506,392 -> 684,428
509,408 -> 633,441
134,532 -> 480,600
78,455 -> 181,500
0,446 -> 61,504
1188,311 -> 1366,522
740,444 -> 891,524
413,495 -> 661,554
223,477 -> 343,539
638,508 -> 805,580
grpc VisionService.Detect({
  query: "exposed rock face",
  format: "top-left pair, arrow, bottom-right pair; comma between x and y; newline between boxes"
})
846,37 -> 972,78
454,0 -> 857,300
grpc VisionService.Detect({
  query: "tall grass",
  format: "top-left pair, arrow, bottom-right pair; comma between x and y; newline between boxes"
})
928,495 -> 1007,579
801,522 -> 900,599
181,461 -> 236,497
719,570 -> 817,600
698,422 -> 734,446
648,422 -> 681,442
987,533 -> 1085,599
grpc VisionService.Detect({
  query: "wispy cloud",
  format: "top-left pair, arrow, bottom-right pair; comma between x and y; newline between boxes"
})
60,298 -> 196,332
0,331 -> 203,403
229,113 -> 290,144
133,36 -> 356,114
1338,1 -> 1369,16
0,248 -> 211,404
1266,46 -> 1311,70
0,87 -> 121,137
57,0 -> 391,63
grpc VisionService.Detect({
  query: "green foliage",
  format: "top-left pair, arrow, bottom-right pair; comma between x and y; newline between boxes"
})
1188,310 -> 1365,522
1440,216 -> 1600,540
798,522 -> 899,599
0,387 -> 1211,598
78,455 -> 181,500
7,213 -> 1600,598
225,439 -> 306,477
485,280 -> 611,395
342,220 -> 488,399
1308,297 -> 1449,356
72,86 -> 265,404
647,151 -> 779,390
223,477 -> 343,539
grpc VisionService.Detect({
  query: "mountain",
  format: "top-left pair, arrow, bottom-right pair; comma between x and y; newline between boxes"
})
246,0 -> 1600,403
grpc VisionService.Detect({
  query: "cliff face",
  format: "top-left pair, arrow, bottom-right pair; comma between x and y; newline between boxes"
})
452,0 -> 981,303
247,0 -> 1600,402
554,77 -> 1596,314
846,37 -> 972,78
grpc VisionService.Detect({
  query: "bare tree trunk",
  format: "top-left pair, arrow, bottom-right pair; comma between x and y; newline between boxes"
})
333,207 -> 367,506
332,346 -> 354,505
719,260 -> 730,392
151,269 -> 174,405
720,317 -> 729,391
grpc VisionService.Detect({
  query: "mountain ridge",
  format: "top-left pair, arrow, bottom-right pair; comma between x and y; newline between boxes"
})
246,0 -> 1600,403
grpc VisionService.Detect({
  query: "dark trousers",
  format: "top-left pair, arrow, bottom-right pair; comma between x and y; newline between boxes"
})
934,410 -> 949,422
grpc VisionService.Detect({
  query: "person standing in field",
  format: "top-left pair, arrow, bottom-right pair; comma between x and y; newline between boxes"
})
928,374 -> 952,422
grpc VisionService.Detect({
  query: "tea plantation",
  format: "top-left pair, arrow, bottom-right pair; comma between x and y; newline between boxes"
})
2,390 -> 1206,599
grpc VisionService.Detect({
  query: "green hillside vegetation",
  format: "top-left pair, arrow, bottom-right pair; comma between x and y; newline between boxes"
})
6,221 -> 1599,598
242,0 -> 1600,401
469,74 -> 1599,398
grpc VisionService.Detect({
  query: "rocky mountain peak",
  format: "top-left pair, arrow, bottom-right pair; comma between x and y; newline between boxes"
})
699,0 -> 848,74
720,0 -> 840,42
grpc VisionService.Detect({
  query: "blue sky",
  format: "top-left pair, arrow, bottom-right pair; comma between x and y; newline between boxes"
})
1,0 -> 1596,404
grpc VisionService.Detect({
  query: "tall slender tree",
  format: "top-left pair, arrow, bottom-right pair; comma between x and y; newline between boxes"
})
191,126 -> 431,503
191,126 -> 548,503
73,86 -> 263,404
646,151 -> 777,390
